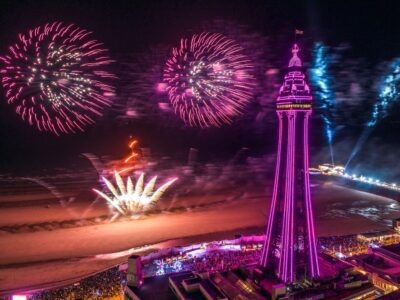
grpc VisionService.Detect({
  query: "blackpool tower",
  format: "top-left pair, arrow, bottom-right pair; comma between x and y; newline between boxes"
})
260,44 -> 320,283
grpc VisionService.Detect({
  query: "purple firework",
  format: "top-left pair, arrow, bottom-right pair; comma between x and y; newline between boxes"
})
0,22 -> 116,135
163,32 -> 255,128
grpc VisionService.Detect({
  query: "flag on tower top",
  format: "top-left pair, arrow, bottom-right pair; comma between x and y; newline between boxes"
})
295,29 -> 304,35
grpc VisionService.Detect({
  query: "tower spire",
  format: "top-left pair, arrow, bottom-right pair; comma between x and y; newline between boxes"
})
288,44 -> 302,68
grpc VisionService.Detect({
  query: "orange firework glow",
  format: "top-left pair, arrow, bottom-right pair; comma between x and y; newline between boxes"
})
117,139 -> 141,175
124,140 -> 139,163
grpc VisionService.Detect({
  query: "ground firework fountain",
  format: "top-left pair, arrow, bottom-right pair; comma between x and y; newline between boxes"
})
93,172 -> 177,217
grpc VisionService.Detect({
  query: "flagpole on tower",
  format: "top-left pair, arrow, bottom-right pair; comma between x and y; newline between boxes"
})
295,28 -> 304,42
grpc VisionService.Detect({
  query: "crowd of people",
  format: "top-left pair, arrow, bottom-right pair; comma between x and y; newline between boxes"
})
144,244 -> 262,277
28,267 -> 123,300
25,235 -> 398,299
319,235 -> 370,257
189,247 -> 262,273
25,244 -> 262,299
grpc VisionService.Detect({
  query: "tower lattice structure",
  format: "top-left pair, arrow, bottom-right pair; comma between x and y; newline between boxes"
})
260,44 -> 320,283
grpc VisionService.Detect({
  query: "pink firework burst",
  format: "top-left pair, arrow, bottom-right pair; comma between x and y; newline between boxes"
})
163,32 -> 255,128
0,22 -> 116,135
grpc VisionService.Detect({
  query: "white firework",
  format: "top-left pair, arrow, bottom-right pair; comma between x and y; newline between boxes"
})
93,172 -> 177,216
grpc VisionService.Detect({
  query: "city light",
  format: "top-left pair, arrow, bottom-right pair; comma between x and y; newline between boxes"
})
318,163 -> 400,192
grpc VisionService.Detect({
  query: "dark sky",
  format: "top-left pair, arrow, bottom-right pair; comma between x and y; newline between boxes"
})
0,0 -> 400,174
1,0 -> 399,58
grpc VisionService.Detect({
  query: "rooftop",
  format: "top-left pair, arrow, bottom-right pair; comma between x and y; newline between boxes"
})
127,273 -> 178,300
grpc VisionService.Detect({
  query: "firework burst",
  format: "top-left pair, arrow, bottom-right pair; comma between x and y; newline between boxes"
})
310,42 -> 336,164
0,22 -> 116,135
346,58 -> 400,167
93,172 -> 177,217
368,58 -> 400,127
163,32 -> 255,128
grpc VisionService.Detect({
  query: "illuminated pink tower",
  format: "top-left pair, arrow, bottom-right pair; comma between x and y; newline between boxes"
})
260,44 -> 320,283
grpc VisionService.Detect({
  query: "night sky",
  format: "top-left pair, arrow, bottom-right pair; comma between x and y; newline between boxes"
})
0,0 -> 399,177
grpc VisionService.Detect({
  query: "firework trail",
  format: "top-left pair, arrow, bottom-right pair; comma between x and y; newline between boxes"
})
0,22 -> 116,135
346,58 -> 400,167
310,42 -> 336,164
81,153 -> 105,176
23,177 -> 81,219
117,138 -> 141,175
163,32 -> 255,128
